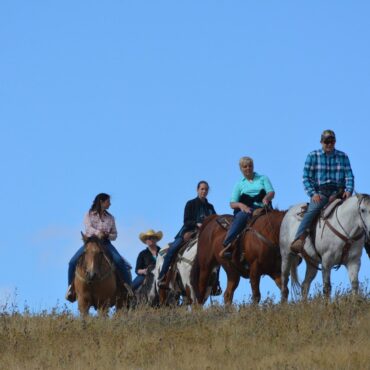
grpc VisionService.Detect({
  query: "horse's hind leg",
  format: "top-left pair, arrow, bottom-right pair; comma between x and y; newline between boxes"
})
301,264 -> 318,300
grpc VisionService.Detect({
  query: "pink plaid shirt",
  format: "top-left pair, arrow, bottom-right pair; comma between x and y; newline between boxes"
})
84,211 -> 118,241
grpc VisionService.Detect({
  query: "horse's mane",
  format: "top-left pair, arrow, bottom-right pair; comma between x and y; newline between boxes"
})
199,214 -> 219,233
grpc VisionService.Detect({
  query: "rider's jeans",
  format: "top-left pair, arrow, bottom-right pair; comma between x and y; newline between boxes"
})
295,195 -> 329,239
223,211 -> 252,246
158,236 -> 183,279
132,275 -> 145,290
68,241 -> 132,285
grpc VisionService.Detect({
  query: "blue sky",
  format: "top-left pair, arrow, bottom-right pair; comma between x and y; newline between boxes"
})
1,1 -> 370,311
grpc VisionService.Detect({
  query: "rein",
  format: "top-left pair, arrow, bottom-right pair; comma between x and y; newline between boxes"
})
247,227 -> 277,249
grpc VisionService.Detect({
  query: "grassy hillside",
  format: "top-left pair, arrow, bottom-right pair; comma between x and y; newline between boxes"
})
1,293 -> 369,369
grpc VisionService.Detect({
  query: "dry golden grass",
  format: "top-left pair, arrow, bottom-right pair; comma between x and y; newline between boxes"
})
1,292 -> 370,370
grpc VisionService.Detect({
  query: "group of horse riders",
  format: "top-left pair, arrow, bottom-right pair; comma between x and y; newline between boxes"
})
65,129 -> 355,303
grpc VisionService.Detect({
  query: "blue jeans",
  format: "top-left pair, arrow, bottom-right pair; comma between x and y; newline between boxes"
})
132,275 -> 145,291
68,241 -> 132,285
223,211 -> 252,246
158,236 -> 183,279
295,195 -> 329,239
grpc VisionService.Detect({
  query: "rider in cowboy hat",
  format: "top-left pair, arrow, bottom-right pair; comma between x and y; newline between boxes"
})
290,129 -> 354,254
132,229 -> 162,291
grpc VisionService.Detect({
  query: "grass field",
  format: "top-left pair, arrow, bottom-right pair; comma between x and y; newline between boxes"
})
1,291 -> 370,370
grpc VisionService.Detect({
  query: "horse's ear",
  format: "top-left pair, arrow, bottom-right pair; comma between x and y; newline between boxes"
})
81,232 -> 88,242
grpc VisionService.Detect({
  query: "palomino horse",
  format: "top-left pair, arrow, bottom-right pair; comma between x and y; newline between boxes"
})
148,239 -> 198,306
191,210 -> 286,305
280,194 -> 370,301
74,234 -> 131,315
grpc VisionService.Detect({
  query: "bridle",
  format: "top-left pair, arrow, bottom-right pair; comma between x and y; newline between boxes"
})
75,242 -> 116,284
357,195 -> 370,243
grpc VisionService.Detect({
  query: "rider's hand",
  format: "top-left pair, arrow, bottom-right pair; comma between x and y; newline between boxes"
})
97,231 -> 105,239
196,223 -> 202,228
343,191 -> 351,200
312,194 -> 321,204
262,197 -> 270,206
240,204 -> 252,213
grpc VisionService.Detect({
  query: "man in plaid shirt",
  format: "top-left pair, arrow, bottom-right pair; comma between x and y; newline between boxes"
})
290,129 -> 354,254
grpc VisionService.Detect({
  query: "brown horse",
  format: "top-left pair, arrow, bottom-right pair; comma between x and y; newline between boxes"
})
191,210 -> 286,304
74,234 -> 130,315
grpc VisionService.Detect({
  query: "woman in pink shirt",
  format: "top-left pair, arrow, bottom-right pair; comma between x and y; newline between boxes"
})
65,193 -> 132,302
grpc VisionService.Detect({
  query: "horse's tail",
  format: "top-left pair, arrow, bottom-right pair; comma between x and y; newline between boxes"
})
290,256 -> 301,300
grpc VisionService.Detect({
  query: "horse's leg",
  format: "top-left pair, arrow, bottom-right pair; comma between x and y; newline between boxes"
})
301,264 -> 318,300
249,262 -> 261,304
198,264 -> 213,304
280,253 -> 291,302
346,259 -> 361,295
223,265 -> 240,305
322,265 -> 332,298
78,297 -> 90,316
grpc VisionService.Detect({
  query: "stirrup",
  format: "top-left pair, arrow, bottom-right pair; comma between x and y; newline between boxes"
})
65,284 -> 76,303
219,243 -> 232,259
124,283 -> 134,297
158,275 -> 166,287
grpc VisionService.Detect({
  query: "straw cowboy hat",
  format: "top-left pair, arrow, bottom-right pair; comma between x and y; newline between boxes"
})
139,229 -> 163,244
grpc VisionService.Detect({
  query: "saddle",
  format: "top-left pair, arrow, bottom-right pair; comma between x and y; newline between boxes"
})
296,198 -> 343,221
217,208 -> 272,275
216,207 -> 271,231
160,234 -> 198,290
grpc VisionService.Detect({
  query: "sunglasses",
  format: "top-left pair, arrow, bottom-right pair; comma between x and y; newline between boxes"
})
323,139 -> 335,145
146,236 -> 157,241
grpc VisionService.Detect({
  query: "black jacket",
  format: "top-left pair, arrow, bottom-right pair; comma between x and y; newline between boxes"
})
135,246 -> 160,275
175,197 -> 216,238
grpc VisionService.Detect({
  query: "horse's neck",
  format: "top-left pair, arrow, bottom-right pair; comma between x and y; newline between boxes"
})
327,197 -> 359,234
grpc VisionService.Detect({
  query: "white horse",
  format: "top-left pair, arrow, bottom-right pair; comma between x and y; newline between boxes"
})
148,238 -> 198,305
280,194 -> 370,301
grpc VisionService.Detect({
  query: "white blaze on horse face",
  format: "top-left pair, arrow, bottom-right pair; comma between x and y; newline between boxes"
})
85,243 -> 101,280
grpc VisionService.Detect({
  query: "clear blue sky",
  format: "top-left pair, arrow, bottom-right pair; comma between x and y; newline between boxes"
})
1,1 -> 370,311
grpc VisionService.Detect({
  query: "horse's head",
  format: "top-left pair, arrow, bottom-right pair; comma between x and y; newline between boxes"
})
81,233 -> 107,283
356,194 -> 370,239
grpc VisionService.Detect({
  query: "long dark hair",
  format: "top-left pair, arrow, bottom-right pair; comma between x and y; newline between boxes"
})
197,180 -> 209,190
90,193 -> 110,215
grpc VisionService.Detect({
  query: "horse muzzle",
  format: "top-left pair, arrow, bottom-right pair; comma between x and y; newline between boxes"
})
86,271 -> 99,283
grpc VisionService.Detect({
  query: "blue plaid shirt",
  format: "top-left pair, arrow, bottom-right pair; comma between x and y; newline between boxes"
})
302,149 -> 354,197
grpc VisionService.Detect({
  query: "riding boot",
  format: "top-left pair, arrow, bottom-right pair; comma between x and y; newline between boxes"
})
65,283 -> 76,303
219,243 -> 232,259
211,267 -> 222,296
290,232 -> 308,254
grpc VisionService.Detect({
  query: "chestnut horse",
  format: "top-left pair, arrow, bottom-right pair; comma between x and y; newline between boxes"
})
191,210 -> 286,304
74,234 -> 131,315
